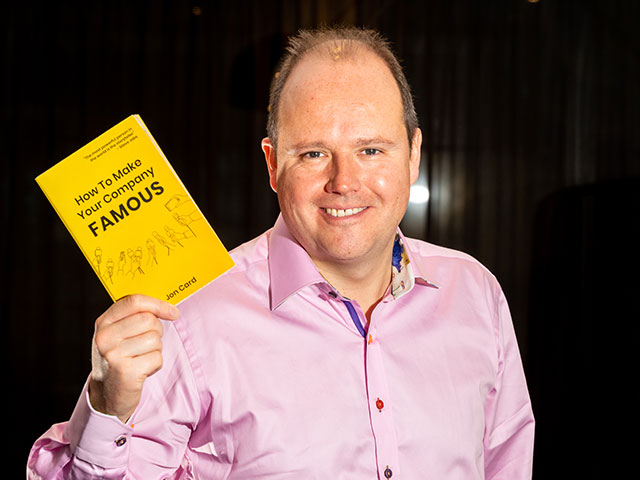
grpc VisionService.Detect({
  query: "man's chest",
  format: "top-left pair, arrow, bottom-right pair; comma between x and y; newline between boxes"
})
187,290 -> 497,479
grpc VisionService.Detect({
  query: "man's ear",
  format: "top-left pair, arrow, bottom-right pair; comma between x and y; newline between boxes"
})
261,137 -> 278,193
409,128 -> 422,184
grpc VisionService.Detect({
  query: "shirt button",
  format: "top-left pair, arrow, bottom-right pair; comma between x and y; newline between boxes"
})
115,435 -> 127,447
384,466 -> 393,478
376,397 -> 385,411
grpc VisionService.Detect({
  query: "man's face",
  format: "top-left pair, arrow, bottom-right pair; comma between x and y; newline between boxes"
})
262,49 -> 421,271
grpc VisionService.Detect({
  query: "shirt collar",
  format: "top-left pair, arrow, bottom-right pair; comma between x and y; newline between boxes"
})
268,215 -> 326,310
267,215 -> 437,310
391,230 -> 439,299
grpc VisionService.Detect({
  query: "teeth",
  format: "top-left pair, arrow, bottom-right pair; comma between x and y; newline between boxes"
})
325,207 -> 366,217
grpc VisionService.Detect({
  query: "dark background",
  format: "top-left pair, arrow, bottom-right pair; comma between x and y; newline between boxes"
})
4,0 -> 639,478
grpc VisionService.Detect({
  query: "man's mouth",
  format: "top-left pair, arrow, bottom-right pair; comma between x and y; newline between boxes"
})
323,207 -> 367,218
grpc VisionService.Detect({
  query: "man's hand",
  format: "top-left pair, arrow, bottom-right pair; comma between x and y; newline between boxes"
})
88,294 -> 180,423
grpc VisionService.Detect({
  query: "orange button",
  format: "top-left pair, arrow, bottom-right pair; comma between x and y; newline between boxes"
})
376,398 -> 384,411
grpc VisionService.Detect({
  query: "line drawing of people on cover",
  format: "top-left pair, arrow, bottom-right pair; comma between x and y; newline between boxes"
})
117,251 -> 126,276
105,258 -> 114,284
93,247 -> 102,276
126,248 -> 136,276
96,194 -> 203,285
164,225 -> 193,247
101,246 -> 146,283
152,231 -> 175,256
172,212 -> 199,237
131,247 -> 144,278
146,238 -> 158,266
164,193 -> 203,238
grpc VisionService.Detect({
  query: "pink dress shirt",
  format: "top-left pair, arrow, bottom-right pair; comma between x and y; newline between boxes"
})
28,215 -> 534,479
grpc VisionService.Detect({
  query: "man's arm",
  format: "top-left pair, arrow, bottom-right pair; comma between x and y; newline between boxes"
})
483,289 -> 535,479
27,295 -> 199,479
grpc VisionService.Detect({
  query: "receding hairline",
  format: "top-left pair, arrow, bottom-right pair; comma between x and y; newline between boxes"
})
279,45 -> 400,99
291,35 -> 379,63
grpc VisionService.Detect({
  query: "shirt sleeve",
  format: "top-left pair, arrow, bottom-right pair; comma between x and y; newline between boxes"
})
27,319 -> 201,479
483,288 -> 535,479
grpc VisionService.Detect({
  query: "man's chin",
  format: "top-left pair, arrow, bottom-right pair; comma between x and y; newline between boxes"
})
312,242 -> 381,267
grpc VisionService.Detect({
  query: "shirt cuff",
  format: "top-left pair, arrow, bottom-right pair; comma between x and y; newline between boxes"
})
65,377 -> 134,469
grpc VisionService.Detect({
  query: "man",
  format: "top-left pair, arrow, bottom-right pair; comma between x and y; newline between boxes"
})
28,27 -> 534,479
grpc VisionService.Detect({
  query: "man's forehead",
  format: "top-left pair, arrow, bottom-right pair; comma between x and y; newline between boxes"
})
283,47 -> 394,91
275,59 -> 405,153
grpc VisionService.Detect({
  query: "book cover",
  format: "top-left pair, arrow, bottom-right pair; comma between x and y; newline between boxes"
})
36,114 -> 234,305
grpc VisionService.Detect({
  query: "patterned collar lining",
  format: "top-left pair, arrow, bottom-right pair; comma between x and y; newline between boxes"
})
391,233 -> 415,299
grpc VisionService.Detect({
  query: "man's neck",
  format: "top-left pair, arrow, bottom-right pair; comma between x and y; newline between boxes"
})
313,247 -> 393,322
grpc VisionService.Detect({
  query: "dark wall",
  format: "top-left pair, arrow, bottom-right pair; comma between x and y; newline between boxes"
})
3,0 -> 639,477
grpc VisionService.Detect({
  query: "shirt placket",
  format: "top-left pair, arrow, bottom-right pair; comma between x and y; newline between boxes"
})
341,296 -> 400,479
366,319 -> 400,479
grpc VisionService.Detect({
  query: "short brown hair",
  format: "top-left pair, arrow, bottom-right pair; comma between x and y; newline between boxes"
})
266,26 -> 419,149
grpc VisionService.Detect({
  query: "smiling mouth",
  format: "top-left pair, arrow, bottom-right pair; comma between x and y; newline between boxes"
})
323,207 -> 367,217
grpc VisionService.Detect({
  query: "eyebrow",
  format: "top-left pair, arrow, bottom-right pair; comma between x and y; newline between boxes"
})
285,137 -> 397,155
353,137 -> 397,148
284,141 -> 330,155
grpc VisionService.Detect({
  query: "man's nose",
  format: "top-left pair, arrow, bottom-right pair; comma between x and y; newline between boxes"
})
325,154 -> 362,194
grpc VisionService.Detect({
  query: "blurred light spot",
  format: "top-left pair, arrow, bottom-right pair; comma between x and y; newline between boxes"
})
409,185 -> 430,204
192,6 -> 202,15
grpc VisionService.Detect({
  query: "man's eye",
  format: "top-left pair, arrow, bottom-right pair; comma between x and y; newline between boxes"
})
304,151 -> 324,159
362,148 -> 381,156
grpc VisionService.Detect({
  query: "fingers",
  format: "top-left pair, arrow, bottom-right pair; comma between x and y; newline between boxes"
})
97,294 -> 179,329
96,311 -> 162,349
104,341 -> 164,384
130,349 -> 164,379
114,328 -> 163,359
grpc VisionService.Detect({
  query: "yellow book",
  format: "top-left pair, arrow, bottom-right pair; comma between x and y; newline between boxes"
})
36,115 -> 234,305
